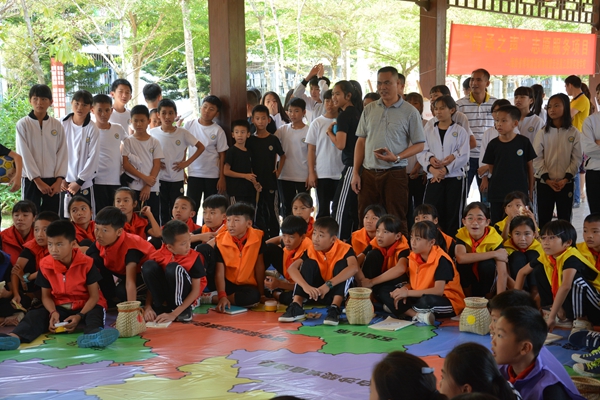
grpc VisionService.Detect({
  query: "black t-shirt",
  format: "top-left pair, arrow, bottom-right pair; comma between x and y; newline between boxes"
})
337,106 -> 360,166
187,254 -> 207,279
248,117 -> 277,135
36,264 -> 103,288
0,144 -> 10,157
482,134 -> 536,202
434,256 -> 455,282
246,134 -> 285,190
225,146 -> 256,197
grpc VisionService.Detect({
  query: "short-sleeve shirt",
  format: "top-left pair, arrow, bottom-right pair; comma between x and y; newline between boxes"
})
305,115 -> 344,180
275,124 -> 309,182
246,135 -> 285,190
149,127 -> 198,182
0,144 -> 10,157
96,124 -> 127,185
121,135 -> 164,192
337,106 -> 360,167
434,256 -> 455,282
225,146 -> 255,197
109,109 -> 131,133
183,120 -> 229,179
571,93 -> 590,132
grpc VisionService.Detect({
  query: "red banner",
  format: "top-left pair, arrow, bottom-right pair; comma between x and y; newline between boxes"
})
447,24 -> 597,76
50,58 -> 66,119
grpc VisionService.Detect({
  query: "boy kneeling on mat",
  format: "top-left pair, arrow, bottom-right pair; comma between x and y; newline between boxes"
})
0,220 -> 119,350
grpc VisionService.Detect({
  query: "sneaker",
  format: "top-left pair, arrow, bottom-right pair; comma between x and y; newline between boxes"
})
200,291 -> 217,305
77,328 -> 120,348
324,305 -> 341,326
278,302 -> 305,322
572,319 -> 593,335
574,359 -> 600,377
414,312 -> 435,326
0,334 -> 20,351
572,347 -> 600,363
176,306 -> 193,322
569,330 -> 600,349
574,202 -> 581,209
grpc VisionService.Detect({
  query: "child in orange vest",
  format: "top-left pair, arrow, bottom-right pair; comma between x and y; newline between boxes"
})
351,204 -> 385,267
413,203 -> 456,258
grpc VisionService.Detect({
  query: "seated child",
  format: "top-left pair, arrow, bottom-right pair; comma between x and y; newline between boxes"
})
414,203 -> 456,258
494,306 -> 585,399
114,187 -> 160,240
279,217 -> 358,326
266,192 -> 315,246
87,206 -> 155,306
356,214 -> 409,313
455,202 -> 508,296
212,202 -> 265,311
390,221 -> 465,325
0,220 -> 119,351
506,216 -> 543,292
351,204 -> 385,266
494,191 -> 538,240
224,119 -> 259,206
577,212 -> 600,272
68,195 -> 95,246
0,200 -> 36,266
142,220 -> 207,323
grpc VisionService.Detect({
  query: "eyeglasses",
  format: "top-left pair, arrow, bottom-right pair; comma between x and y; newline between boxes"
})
465,217 -> 487,223
540,233 -> 564,242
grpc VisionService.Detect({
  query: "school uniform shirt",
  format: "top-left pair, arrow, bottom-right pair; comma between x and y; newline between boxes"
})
518,113 -> 545,145
271,113 -> 287,130
108,108 -> 131,133
20,239 -> 49,271
124,213 -> 150,240
149,126 -> 198,182
94,231 -> 154,276
282,236 -> 313,283
351,227 -> 373,257
121,135 -> 164,192
16,111 -> 68,181
504,236 -> 543,260
581,112 -> 600,172
337,106 -> 360,167
96,123 -> 127,185
304,115 -> 344,180
62,113 -> 100,190
246,134 -> 285,191
479,126 -> 523,175
214,227 -> 265,286
0,226 -> 34,266
225,145 -> 256,197
370,236 -> 411,273
423,111 -> 474,137
275,124 -> 310,182
533,126 -> 582,181
456,93 -> 497,159
408,245 -> 465,314
74,221 -> 96,243
455,226 -> 504,278
292,79 -> 328,122
483,135 -> 536,202
577,242 -> 600,272
417,122 -> 470,179
571,93 -> 590,132
534,247 -> 600,297
150,244 -> 207,294
183,120 -> 229,179
36,249 -> 107,310
308,240 -> 354,281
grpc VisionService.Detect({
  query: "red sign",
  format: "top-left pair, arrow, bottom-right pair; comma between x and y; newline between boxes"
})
447,24 -> 597,76
50,58 -> 66,118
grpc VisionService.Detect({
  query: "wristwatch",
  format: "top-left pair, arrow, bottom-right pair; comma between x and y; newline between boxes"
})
76,312 -> 85,319
325,280 -> 333,289
23,273 -> 30,284
395,155 -> 401,163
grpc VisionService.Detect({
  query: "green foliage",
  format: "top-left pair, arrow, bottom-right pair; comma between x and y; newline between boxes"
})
64,60 -> 111,96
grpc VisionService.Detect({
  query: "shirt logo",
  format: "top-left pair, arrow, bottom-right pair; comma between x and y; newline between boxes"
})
86,137 -> 91,144
179,187 -> 184,193
175,140 -> 181,146
301,138 -> 306,143
269,145 -> 273,151
150,148 -> 155,154
210,134 -> 217,140
51,130 -> 58,136
528,127 -> 534,132
569,136 -> 575,142
82,189 -> 89,195
517,149 -> 523,156
114,133 -> 120,139
452,131 -> 458,137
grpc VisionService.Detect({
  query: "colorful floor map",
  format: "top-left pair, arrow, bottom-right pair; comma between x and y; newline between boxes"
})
0,304 -> 586,399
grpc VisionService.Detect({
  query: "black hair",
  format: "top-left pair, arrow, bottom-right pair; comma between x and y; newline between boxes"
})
202,194 -> 228,213
313,217 -> 339,237
29,84 -> 53,100
377,66 -> 399,79
540,219 -> 577,247
500,306 -> 547,357
261,92 -> 290,123
364,92 -> 381,102
491,99 -> 511,113
444,342 -> 517,400
12,200 -> 37,216
462,78 -> 471,90
251,88 -> 262,103
414,204 -> 439,221
252,104 -> 270,118
110,79 -> 132,93
115,187 -> 138,204
397,74 -> 406,86
247,90 -> 259,107
157,98 -> 177,114
531,84 -> 545,117
514,86 -> 535,112
175,195 -> 196,211
283,89 -> 295,111
95,206 -> 127,229
430,85 -> 451,96
502,191 -> 531,211
349,80 -> 364,112
68,195 -> 92,212
35,211 -> 60,224
309,76 -> 331,87
405,92 -> 424,113
364,204 -> 386,218
231,119 -> 251,132
46,220 -> 76,242
472,68 -> 491,81
488,289 -> 537,311
281,215 -> 308,236
288,97 -> 306,111
544,93 -> 572,132
509,216 -> 536,235
463,202 -> 490,219
565,75 -> 582,89
162,219 -> 189,245
323,89 -> 333,100
495,105 -> 521,122
433,95 -> 457,112
149,108 -> 158,117
585,213 -> 600,224
72,90 -> 93,105
130,105 -> 150,119
452,394 -> 500,400
372,351 -> 444,400
411,221 -> 438,242
202,95 -> 222,112
226,202 -> 255,220
143,83 -> 162,102
292,192 -> 313,208
376,214 -> 403,234
93,94 -> 112,106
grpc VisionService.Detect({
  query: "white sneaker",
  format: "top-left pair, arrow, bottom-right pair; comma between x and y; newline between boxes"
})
572,319 -> 593,335
414,312 -> 435,326
200,291 -> 217,305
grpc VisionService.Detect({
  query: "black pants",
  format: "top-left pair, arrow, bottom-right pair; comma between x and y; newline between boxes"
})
0,294 -> 32,317
586,170 -> 600,214
13,304 -> 105,343
229,194 -> 256,207
94,184 -> 120,215
333,166 -> 359,241
423,177 -> 465,236
225,279 -> 260,307
60,187 -> 95,218
466,157 -> 482,196
195,243 -> 216,291
490,201 -> 505,225
316,178 -> 339,219
292,258 -> 349,305
536,180 -> 574,229
134,190 -> 160,226
407,175 -> 426,231
457,258 -> 497,297
262,243 -> 294,304
159,180 -> 184,226
255,189 -> 280,239
186,176 -> 218,223
393,294 -> 455,318
508,251 -> 537,290
278,180 -> 308,218
362,249 -> 407,316
142,261 -> 193,313
23,177 -> 60,214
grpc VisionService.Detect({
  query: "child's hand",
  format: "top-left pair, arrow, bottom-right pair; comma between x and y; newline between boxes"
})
67,182 -> 81,195
8,174 -> 21,192
307,64 -> 320,79
10,295 -> 21,308
493,249 -> 508,263
160,161 -> 166,170
155,312 -> 176,323
596,139 -> 600,146
215,297 -> 231,313
429,157 -> 443,168
48,312 -> 60,332
327,121 -> 337,136
303,284 -> 321,301
264,276 -> 279,291
35,179 -> 51,195
358,277 -> 374,288
441,155 -> 455,166
274,169 -> 281,179
307,172 -> 317,189
172,160 -> 188,172
140,205 -> 152,218
477,165 -> 489,176
197,232 -> 216,243
61,180 -> 69,192
139,186 -> 151,202
49,179 -> 62,196
144,306 -> 157,322
244,173 -> 257,183
142,175 -> 157,187
479,177 -> 489,193
254,182 -> 262,192
63,314 -> 81,332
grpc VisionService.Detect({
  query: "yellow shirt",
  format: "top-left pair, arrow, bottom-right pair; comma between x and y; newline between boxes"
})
571,93 -> 590,132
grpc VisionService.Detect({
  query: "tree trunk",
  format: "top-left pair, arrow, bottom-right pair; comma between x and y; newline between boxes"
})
340,31 -> 348,80
181,0 -> 199,117
20,0 -> 45,84
249,0 -> 271,92
129,12 -> 141,104
268,0 -> 288,93
296,0 -> 306,76
502,75 -> 508,99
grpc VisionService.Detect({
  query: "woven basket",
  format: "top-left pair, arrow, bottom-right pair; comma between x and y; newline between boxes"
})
573,376 -> 600,400
115,301 -> 146,337
459,297 -> 491,335
346,288 -> 374,325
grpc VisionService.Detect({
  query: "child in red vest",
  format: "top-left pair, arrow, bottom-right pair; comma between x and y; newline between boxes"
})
0,200 -> 36,266
68,195 -> 95,246
113,187 -> 160,240
351,204 -> 385,267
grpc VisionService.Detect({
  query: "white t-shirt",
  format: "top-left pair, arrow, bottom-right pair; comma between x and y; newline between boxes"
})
304,116 -> 344,180
149,126 -> 199,182
121,135 -> 164,192
96,123 -> 127,185
183,120 -> 229,178
109,108 -> 131,133
275,124 -> 309,182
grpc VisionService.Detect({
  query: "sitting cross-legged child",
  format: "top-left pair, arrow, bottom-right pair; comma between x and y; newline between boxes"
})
351,204 -> 385,267
505,216 -> 543,294
0,200 -> 36,266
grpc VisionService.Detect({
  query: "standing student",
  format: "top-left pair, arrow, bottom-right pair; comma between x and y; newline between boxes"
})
531,84 -> 547,122
566,75 -> 590,133
142,83 -> 162,110
293,63 -> 329,121
581,105 -> 600,214
262,91 -> 290,129
224,119 -> 259,206
109,79 -> 133,133
405,92 -> 428,230
514,86 -> 544,145
16,84 -> 67,214
426,85 -> 476,148
533,93 -> 582,228
184,96 -> 229,219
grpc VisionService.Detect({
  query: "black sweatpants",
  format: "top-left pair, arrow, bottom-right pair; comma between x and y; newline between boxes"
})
94,184 -> 120,215
134,190 -> 160,226
423,177 -> 465,236
490,201 -> 505,225
586,170 -> 600,215
536,180 -> 574,229
292,258 -> 350,305
195,243 -> 216,291
332,166 -> 359,241
0,295 -> 32,317
278,180 -> 308,218
142,261 -> 193,313
407,174 -> 426,231
255,189 -> 280,239
262,243 -> 294,305
159,180 -> 184,226
186,176 -> 218,223
362,249 -> 407,316
225,279 -> 260,307
316,178 -> 339,219
457,258 -> 497,297
393,294 -> 455,318
23,177 -> 61,214
508,251 -> 537,290
12,304 -> 105,343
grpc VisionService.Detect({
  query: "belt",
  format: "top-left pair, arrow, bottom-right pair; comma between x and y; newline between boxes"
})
367,166 -> 406,173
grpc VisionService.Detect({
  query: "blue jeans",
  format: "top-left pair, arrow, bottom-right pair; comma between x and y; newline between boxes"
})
574,173 -> 581,204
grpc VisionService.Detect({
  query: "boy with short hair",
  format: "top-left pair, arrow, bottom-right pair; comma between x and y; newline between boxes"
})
514,86 -> 544,145
577,213 -> 600,270
109,79 -> 133,133
0,220 -> 119,351
150,98 -> 205,225
224,119 -> 260,206
142,220 -> 207,323
279,217 -> 358,326
0,200 -> 36,266
61,90 -> 100,216
247,105 -> 286,239
292,63 -> 330,121
172,195 -> 201,233
91,94 -> 128,213
16,84 -> 67,214
184,96 -> 229,220
143,83 -> 162,110
121,105 -> 164,224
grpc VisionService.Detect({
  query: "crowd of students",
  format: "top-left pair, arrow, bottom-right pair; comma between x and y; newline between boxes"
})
0,65 -> 598,398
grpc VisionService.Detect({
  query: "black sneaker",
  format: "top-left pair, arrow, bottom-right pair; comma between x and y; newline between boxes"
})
324,305 -> 341,326
278,302 -> 305,322
570,329 -> 600,349
176,306 -> 193,322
